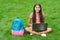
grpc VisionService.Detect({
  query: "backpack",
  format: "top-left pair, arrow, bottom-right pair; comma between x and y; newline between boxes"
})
12,17 -> 24,35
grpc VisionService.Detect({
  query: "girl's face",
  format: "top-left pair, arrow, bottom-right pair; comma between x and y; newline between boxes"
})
35,5 -> 40,13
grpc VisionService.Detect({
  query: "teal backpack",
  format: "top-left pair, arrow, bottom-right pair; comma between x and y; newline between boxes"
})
12,17 -> 24,31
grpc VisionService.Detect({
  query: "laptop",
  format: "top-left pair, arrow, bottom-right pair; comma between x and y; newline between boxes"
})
32,23 -> 48,32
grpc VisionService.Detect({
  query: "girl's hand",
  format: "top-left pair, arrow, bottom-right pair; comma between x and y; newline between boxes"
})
28,24 -> 32,27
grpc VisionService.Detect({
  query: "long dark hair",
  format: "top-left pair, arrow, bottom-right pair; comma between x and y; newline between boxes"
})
33,3 -> 44,23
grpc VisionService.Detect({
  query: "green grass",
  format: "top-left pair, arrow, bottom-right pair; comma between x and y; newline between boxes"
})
0,0 -> 60,40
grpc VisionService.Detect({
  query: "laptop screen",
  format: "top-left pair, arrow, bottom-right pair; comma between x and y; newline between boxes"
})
32,23 -> 48,32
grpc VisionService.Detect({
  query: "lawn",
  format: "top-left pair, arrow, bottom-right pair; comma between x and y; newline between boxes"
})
0,0 -> 60,40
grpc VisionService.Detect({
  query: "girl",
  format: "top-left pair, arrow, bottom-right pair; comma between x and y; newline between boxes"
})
25,3 -> 52,37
